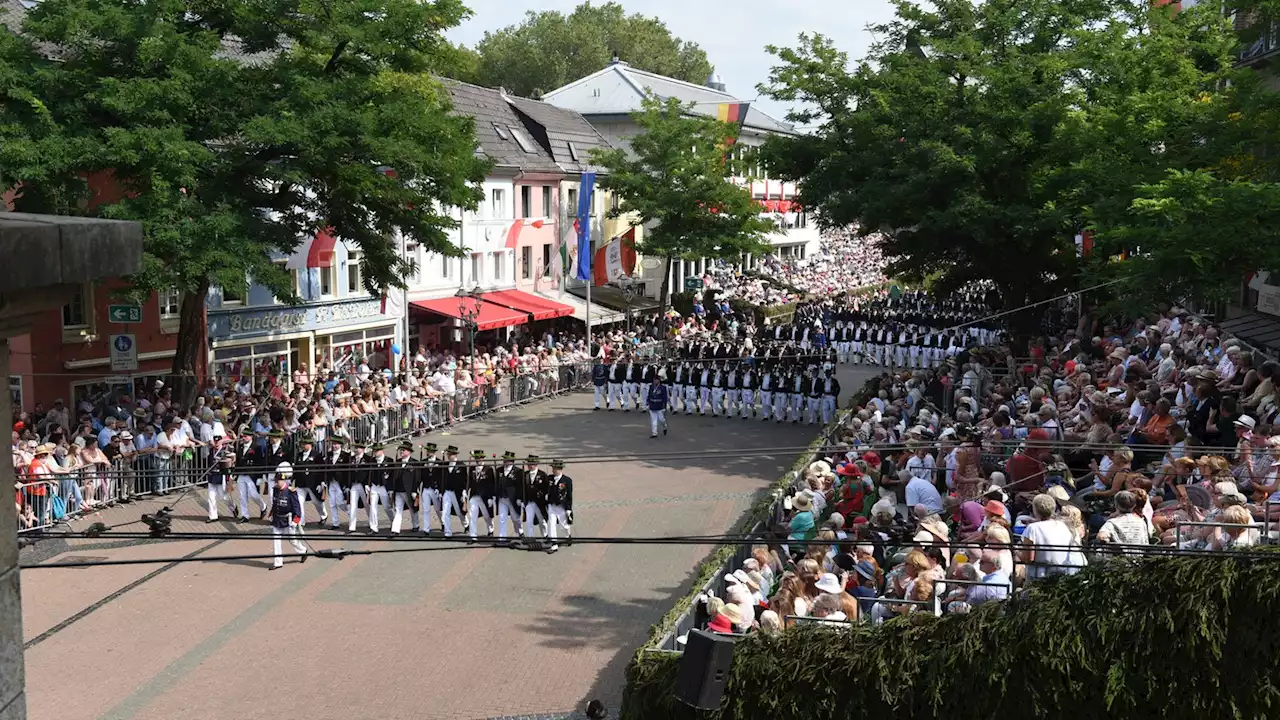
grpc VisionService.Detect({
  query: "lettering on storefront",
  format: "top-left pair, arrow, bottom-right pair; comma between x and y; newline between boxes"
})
314,300 -> 383,324
216,299 -> 389,339
228,310 -> 308,334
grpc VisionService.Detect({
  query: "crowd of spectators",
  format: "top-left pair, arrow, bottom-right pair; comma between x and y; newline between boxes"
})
698,228 -> 889,308
12,331 -> 611,530
692,302 -> 1279,633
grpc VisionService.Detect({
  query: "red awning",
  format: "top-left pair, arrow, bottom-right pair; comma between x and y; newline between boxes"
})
479,289 -> 574,321
410,297 -> 529,331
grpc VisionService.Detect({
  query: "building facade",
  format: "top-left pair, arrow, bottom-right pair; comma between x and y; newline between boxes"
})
208,240 -> 401,386
541,59 -> 822,299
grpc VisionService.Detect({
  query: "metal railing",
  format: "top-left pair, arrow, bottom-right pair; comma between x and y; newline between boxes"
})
14,362 -> 593,533
650,408 -> 854,652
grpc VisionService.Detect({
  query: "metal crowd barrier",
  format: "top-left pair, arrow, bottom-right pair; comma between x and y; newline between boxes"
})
14,363 -> 595,533
652,408 -> 855,652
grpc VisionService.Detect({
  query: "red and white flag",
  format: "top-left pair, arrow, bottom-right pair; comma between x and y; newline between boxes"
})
286,227 -> 338,270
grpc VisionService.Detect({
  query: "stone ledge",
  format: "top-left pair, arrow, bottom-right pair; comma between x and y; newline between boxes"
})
0,213 -> 143,293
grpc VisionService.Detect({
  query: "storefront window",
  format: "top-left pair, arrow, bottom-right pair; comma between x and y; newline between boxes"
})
212,342 -> 291,391
317,326 -> 397,376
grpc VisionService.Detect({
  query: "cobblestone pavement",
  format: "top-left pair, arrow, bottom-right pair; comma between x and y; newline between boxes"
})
21,364 -> 878,720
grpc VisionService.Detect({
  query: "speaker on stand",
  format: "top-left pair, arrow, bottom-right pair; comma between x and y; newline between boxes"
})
674,628 -> 736,710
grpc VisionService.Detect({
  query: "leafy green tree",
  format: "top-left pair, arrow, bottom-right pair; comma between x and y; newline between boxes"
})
758,0 -> 1245,323
469,2 -> 713,97
2,0 -> 490,401
590,96 -> 774,330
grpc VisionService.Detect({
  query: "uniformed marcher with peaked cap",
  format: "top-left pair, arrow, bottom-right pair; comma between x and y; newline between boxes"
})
544,459 -> 574,554
389,441 -> 419,535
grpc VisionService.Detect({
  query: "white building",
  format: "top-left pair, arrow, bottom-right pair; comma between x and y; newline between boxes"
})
541,58 -> 822,298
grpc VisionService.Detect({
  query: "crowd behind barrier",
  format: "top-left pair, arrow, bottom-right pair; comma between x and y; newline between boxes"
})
14,361 -> 594,533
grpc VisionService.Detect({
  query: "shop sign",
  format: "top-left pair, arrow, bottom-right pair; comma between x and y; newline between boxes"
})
212,299 -> 391,339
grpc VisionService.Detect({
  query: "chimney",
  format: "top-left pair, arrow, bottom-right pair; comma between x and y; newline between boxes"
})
707,72 -> 726,92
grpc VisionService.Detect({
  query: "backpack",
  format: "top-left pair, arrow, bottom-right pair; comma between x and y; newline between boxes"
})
50,494 -> 67,521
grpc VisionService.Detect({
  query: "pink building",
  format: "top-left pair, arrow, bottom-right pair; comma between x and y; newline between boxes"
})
512,175 -> 563,294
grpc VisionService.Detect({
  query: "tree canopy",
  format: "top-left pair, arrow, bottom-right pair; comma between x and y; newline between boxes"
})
0,0 -> 490,399
464,2 -> 713,98
759,0 -> 1270,317
590,96 -> 773,324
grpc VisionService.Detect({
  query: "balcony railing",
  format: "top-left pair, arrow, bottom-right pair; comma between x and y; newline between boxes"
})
1239,19 -> 1280,65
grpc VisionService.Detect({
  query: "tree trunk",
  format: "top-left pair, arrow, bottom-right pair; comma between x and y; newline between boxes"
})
171,282 -> 210,408
657,254 -> 673,339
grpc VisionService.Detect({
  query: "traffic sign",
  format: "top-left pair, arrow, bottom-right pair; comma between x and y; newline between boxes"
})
109,334 -> 138,371
108,304 -> 142,324
684,277 -> 704,292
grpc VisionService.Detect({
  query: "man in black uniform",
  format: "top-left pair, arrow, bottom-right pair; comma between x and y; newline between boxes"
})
439,445 -> 466,538
324,437 -> 350,530
344,442 -> 372,534
521,454 -> 548,548
496,450 -> 523,544
417,442 -> 442,536
206,445 -> 237,524
389,441 -> 418,535
291,435 -> 326,527
234,426 -> 267,523
544,460 -> 574,554
260,430 -> 290,496
806,369 -> 824,425
467,448 -> 496,544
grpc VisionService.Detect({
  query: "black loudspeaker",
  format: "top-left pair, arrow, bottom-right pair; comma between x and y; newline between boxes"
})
674,628 -> 736,710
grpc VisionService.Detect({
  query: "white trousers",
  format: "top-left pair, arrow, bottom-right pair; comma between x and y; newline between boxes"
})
523,502 -> 547,538
711,388 -> 725,415
760,390 -> 772,418
683,385 -> 697,411
673,384 -> 685,410
822,396 -> 836,424
496,497 -> 519,539
467,495 -> 493,538
626,381 -> 641,407
236,475 -> 266,519
271,524 -> 307,568
547,504 -> 570,545
699,387 -> 711,412
727,389 -> 741,413
790,394 -> 804,420
774,393 -> 788,421
607,382 -> 622,407
418,488 -> 442,532
367,485 -> 391,532
649,409 -> 666,435
440,490 -> 462,536
347,484 -> 368,531
295,487 -> 326,525
391,491 -> 417,534
806,397 -> 821,424
740,389 -> 755,417
207,480 -> 234,521
594,385 -> 607,408
326,481 -> 349,528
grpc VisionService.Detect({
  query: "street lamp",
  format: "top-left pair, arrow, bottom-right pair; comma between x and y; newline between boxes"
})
455,286 -> 481,372
621,279 -> 636,332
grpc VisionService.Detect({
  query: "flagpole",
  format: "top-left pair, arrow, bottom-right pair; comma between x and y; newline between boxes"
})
586,271 -> 593,352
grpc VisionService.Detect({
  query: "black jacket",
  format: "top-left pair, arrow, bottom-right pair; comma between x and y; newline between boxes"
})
391,459 -> 417,494
547,474 -> 573,510
441,462 -> 467,494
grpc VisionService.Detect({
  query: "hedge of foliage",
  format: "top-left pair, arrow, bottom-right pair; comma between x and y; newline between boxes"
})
622,552 -> 1280,719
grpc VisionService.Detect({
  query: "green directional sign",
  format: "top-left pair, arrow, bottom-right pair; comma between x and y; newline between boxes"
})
107,304 -> 142,324
684,277 -> 704,292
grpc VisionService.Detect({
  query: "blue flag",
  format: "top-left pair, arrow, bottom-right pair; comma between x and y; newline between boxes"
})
575,172 -> 596,281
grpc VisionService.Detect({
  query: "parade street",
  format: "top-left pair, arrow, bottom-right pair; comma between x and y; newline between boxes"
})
19,362 -> 875,720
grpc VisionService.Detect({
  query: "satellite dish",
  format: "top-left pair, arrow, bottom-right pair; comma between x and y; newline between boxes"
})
641,257 -> 663,270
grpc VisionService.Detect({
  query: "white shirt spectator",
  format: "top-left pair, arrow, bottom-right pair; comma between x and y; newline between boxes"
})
905,476 -> 944,515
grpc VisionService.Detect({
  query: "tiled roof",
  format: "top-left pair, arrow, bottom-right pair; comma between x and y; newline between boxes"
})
0,0 -> 31,32
505,96 -> 612,174
620,65 -> 795,135
441,79 -> 563,174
